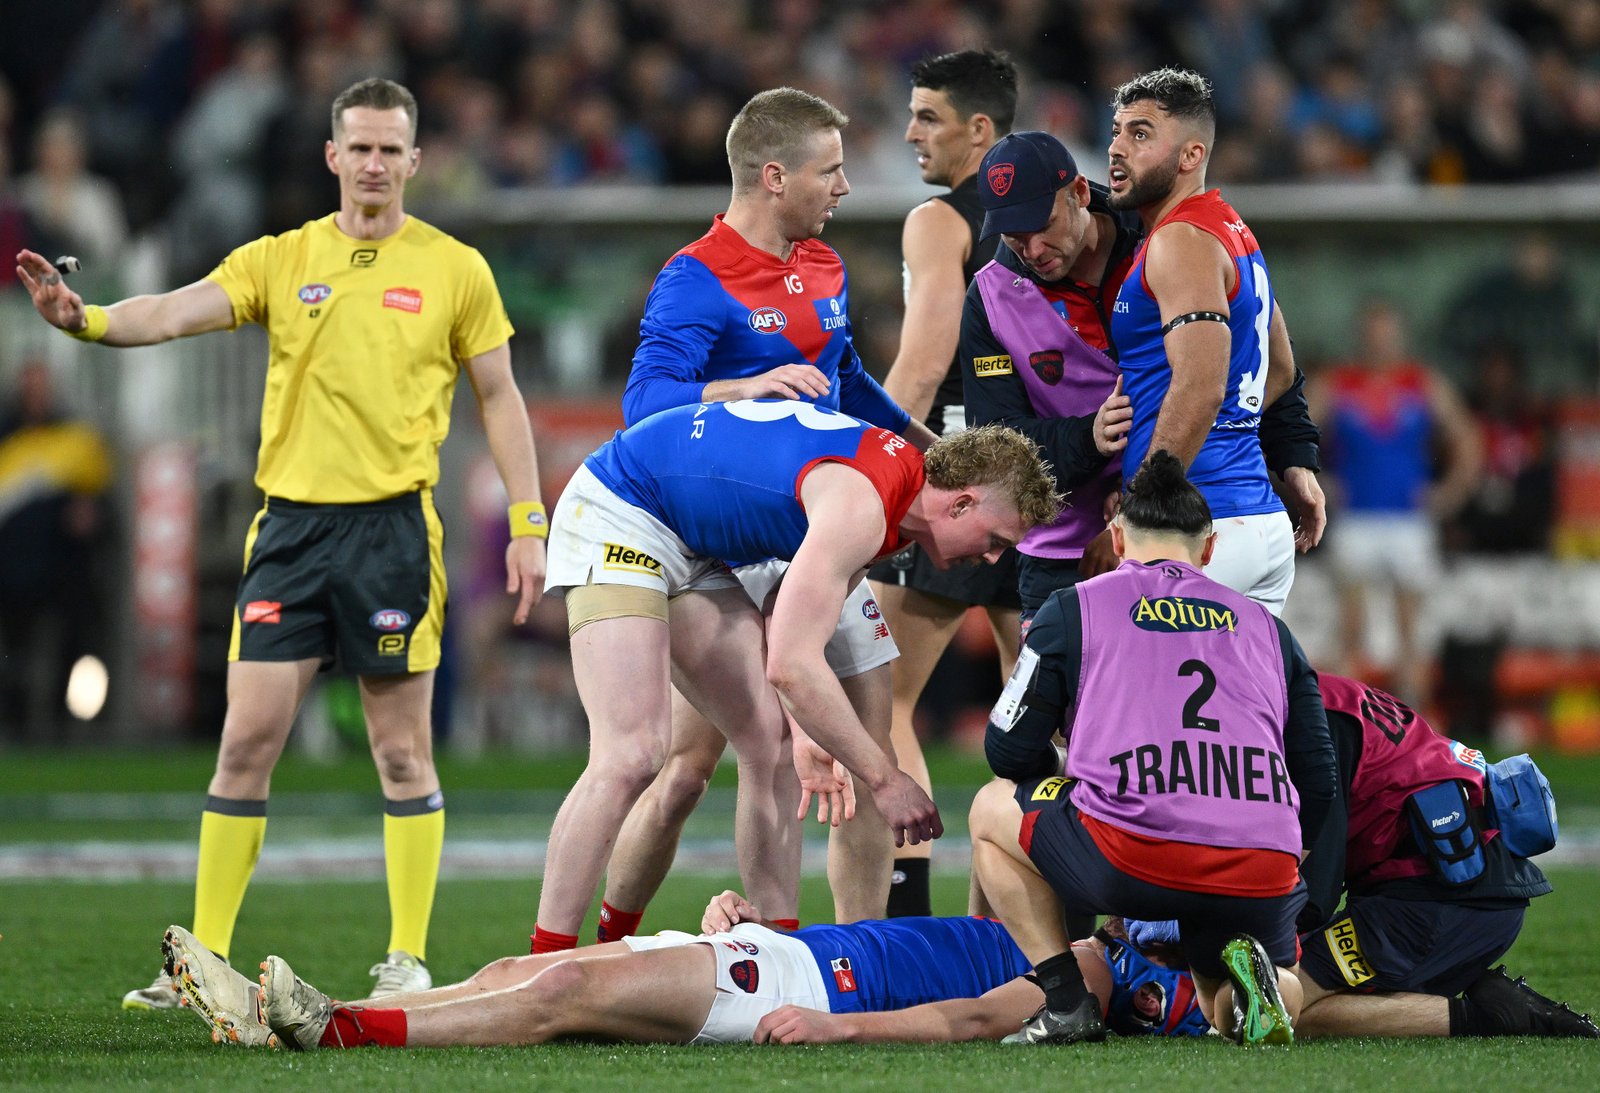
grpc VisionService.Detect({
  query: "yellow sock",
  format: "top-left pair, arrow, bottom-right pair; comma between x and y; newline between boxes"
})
191,798 -> 267,960
384,793 -> 445,959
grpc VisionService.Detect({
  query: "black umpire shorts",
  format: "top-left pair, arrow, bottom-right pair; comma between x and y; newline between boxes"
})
228,490 -> 446,675
1299,893 -> 1527,996
867,543 -> 1021,610
1013,776 -> 1307,980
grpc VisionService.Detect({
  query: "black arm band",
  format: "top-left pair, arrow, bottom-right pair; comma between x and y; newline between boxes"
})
1160,311 -> 1229,336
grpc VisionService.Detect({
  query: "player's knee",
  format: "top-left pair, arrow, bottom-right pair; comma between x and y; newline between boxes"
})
651,759 -> 714,821
369,736 -> 432,785
514,958 -> 589,1037
594,738 -> 670,799
967,778 -> 1017,839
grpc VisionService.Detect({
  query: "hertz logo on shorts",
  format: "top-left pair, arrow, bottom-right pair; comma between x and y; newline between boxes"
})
603,543 -> 663,575
1130,596 -> 1237,633
1031,777 -> 1068,802
972,354 -> 1014,377
1325,918 -> 1374,986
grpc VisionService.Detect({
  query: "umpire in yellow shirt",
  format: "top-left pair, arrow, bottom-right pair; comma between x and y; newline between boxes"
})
16,77 -> 548,1008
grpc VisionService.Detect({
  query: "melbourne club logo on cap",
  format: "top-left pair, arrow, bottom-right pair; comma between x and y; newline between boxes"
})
987,162 -> 1015,196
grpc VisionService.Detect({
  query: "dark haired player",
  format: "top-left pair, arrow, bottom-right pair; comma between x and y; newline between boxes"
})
971,451 -> 1336,1045
867,48 -> 1025,918
1108,67 -> 1312,614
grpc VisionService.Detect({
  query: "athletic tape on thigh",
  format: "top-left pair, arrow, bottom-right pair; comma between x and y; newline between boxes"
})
566,582 -> 669,633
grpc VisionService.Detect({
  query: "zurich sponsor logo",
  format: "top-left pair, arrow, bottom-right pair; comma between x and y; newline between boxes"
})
748,307 -> 787,333
298,283 -> 332,304
370,608 -> 411,631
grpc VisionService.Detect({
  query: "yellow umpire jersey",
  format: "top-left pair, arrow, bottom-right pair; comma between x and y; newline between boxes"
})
207,213 -> 515,504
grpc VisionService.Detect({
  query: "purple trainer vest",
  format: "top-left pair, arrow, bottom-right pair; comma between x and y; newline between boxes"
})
1319,673 -> 1489,887
974,262 -> 1122,559
1067,559 -> 1299,854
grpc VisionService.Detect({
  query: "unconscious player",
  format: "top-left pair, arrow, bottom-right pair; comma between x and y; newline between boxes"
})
160,893 -> 1205,1049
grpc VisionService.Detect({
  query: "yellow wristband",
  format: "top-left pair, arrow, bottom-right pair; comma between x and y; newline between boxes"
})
509,501 -> 549,540
64,305 -> 109,343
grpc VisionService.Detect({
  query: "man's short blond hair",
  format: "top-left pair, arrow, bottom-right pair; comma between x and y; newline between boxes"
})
923,424 -> 1062,529
725,87 -> 848,194
332,77 -> 419,143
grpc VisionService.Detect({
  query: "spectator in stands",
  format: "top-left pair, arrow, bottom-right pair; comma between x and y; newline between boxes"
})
1445,340 -> 1556,556
17,111 -> 128,271
167,32 -> 289,282
1438,232 -> 1594,394
1312,298 -> 1482,707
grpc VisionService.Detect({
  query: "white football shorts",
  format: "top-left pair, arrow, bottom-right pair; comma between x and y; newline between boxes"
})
544,465 -> 741,597
1326,511 -> 1441,592
1205,510 -> 1296,616
623,923 -> 830,1043
735,558 -> 900,679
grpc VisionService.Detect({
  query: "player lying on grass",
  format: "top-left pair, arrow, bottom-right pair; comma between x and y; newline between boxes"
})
159,893 -> 1204,1049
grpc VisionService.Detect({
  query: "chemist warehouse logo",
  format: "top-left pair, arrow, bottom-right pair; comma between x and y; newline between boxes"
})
1129,596 -> 1237,633
603,543 -> 663,575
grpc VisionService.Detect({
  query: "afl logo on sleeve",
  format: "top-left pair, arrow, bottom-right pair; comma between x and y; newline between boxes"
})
297,284 -> 332,305
748,307 -> 787,333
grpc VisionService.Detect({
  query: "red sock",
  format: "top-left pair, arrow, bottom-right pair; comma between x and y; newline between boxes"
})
319,1005 -> 408,1048
596,901 -> 645,943
530,925 -> 579,954
771,918 -> 799,931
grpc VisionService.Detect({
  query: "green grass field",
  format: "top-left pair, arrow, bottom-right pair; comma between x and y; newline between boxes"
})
3,746 -> 1599,1090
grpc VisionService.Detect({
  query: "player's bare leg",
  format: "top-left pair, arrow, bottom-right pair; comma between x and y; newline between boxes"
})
967,779 -> 1070,962
536,615 -> 674,937
825,663 -> 894,922
670,589 -> 801,922
1294,975 -> 1447,1037
343,942 -> 643,1006
602,689 -> 726,918
401,945 -> 717,1046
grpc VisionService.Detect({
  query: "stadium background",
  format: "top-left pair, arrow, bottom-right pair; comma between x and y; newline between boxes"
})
2,2 -> 1600,1081
4,0 -> 1600,755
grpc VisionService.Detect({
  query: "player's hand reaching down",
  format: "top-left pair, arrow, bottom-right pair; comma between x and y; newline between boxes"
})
15,249 -> 88,334
873,771 -> 943,847
793,732 -> 855,825
1094,376 -> 1133,457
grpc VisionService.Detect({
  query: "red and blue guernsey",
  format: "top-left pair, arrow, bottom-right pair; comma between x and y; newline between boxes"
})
623,216 -> 909,433
1323,363 -> 1434,513
793,916 -> 1029,1014
585,400 -> 923,568
1112,191 -> 1283,519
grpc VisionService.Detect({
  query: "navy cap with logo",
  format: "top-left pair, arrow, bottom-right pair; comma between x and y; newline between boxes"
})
977,131 -> 1080,240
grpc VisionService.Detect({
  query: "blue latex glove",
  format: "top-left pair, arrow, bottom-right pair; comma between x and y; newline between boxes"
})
1125,918 -> 1181,949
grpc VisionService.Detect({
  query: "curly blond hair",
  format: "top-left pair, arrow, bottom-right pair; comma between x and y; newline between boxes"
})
922,424 -> 1062,528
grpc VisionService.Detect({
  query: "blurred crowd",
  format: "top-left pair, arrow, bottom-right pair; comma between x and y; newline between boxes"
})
2,0 -> 1599,286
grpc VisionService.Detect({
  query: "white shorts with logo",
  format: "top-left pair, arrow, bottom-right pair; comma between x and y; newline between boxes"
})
1326,511 -> 1441,592
544,465 -> 741,597
622,923 -> 830,1043
1206,510 -> 1296,617
735,559 -> 900,679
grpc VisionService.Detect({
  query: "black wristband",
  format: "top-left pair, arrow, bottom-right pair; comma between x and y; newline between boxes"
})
1160,310 -> 1229,336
